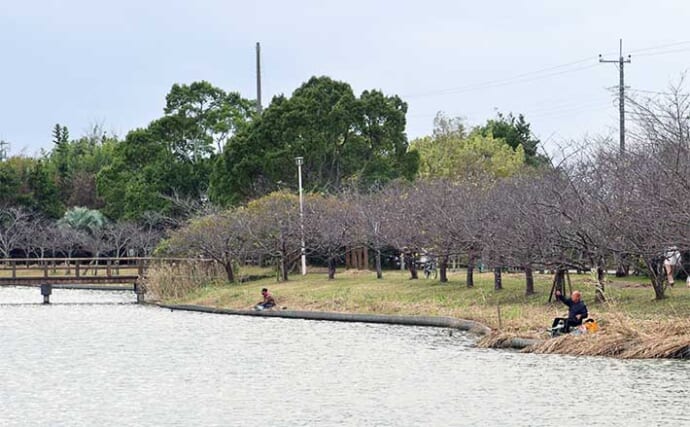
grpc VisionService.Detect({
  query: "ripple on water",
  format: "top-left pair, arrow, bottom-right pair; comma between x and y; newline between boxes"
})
0,286 -> 689,427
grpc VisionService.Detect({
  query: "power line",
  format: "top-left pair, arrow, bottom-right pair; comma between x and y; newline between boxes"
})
521,96 -> 612,113
404,57 -> 600,98
627,40 -> 690,54
634,47 -> 690,58
628,88 -> 674,96
407,95 -> 611,120
406,39 -> 690,140
526,102 -> 614,119
404,40 -> 690,100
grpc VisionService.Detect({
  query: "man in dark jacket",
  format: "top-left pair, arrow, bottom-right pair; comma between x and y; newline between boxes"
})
551,290 -> 588,335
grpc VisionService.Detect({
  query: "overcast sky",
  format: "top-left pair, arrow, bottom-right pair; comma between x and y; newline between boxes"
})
1,0 -> 689,158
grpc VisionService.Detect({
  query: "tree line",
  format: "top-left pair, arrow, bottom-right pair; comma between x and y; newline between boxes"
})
3,73 -> 686,303
1,76 -> 539,222
0,206 -> 162,261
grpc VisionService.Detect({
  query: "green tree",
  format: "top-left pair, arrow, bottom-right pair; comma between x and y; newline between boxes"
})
410,113 -> 525,179
27,160 -> 63,218
210,76 -> 418,205
96,128 -> 173,219
0,156 -> 62,217
97,82 -> 253,220
45,124 -> 116,209
52,123 -> 69,146
475,112 -> 546,166
164,81 -> 254,155
0,158 -> 24,207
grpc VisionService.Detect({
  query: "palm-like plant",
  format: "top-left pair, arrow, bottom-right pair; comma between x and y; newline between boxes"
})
58,207 -> 106,235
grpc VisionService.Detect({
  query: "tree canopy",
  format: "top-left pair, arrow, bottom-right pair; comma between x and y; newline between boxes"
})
97,81 -> 254,220
209,76 -> 419,206
410,112 -> 528,180
475,112 -> 547,166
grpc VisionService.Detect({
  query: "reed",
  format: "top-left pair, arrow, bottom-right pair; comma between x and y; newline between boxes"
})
521,314 -> 690,359
145,261 -> 225,300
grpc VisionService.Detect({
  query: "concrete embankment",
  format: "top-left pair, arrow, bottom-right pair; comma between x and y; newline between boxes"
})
158,303 -> 542,350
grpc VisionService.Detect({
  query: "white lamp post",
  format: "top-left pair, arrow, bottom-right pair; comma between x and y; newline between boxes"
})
295,156 -> 307,275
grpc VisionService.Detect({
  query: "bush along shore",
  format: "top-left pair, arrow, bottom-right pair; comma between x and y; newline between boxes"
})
146,265 -> 690,359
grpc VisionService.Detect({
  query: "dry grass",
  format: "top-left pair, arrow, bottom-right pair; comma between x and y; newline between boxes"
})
145,261 -> 227,300
519,314 -> 690,359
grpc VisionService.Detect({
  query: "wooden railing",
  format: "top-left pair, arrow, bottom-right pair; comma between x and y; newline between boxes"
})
0,257 -> 216,280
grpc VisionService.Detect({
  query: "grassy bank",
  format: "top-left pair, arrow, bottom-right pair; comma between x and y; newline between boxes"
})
149,266 -> 690,344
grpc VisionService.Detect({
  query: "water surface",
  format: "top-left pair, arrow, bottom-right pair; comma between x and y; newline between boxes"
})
1,287 -> 688,426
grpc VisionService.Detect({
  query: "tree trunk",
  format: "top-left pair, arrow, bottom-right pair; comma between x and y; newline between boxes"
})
439,255 -> 448,283
375,249 -> 382,279
493,267 -> 502,290
647,258 -> 666,300
549,268 -> 566,302
280,252 -> 289,282
524,264 -> 534,296
406,252 -> 418,279
466,252 -> 476,288
224,262 -> 235,282
555,268 -> 566,294
615,253 -> 630,277
328,257 -> 336,280
595,264 -> 606,303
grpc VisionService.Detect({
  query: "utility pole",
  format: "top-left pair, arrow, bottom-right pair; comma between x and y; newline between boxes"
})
255,42 -> 263,114
295,156 -> 307,275
599,39 -> 631,154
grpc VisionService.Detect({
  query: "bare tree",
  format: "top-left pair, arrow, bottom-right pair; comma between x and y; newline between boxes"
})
81,226 -> 109,275
382,180 -> 425,280
628,75 -> 690,154
166,210 -> 253,282
351,184 -> 410,279
306,195 -> 359,279
241,192 -> 301,281
106,221 -> 138,272
0,207 -> 31,260
414,179 -> 469,283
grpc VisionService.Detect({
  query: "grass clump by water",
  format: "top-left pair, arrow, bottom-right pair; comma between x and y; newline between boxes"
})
145,261 -> 227,300
522,315 -> 690,359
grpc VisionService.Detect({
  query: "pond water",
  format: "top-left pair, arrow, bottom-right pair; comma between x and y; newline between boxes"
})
1,287 -> 688,426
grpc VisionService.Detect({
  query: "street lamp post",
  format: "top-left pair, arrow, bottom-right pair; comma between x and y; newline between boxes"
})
295,157 -> 307,275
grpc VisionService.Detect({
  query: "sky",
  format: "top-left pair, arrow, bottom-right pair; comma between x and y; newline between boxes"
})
1,0 -> 689,159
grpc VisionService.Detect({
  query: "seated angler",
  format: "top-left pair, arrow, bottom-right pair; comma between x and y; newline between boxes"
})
254,288 -> 276,311
551,290 -> 588,335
